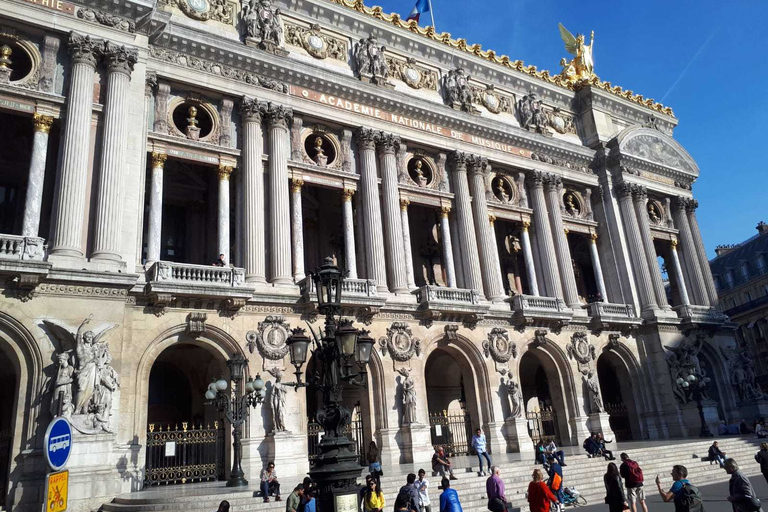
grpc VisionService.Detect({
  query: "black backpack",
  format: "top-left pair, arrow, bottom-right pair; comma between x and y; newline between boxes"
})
674,483 -> 704,512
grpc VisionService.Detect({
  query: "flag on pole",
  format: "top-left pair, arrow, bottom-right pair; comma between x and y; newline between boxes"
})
406,0 -> 430,23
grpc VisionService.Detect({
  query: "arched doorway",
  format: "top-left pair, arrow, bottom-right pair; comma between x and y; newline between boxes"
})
0,348 -> 16,503
425,348 -> 480,456
144,343 -> 227,487
519,350 -> 569,446
597,351 -> 642,441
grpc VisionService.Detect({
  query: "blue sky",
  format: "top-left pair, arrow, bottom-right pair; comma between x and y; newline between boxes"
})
373,0 -> 767,257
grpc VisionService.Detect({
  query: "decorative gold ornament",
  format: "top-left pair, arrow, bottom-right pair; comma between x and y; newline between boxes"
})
564,228 -> 569,235
342,188 -> 355,201
400,198 -> 410,210
217,164 -> 233,180
488,213 -> 496,226
0,45 -> 12,70
150,152 -> 168,168
671,238 -> 678,248
32,113 -> 54,134
590,232 -> 598,243
440,206 -> 451,218
291,179 -> 304,192
558,23 -> 595,84
522,220 -> 530,231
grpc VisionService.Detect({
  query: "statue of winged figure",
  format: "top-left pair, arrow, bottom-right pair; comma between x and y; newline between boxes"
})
44,315 -> 119,434
558,23 -> 595,82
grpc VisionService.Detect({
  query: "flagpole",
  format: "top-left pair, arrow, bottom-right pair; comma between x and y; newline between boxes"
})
428,0 -> 436,31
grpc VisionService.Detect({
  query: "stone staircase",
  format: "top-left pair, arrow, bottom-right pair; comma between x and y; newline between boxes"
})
100,437 -> 765,512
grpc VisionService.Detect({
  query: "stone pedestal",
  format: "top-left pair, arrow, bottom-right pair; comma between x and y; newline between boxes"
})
569,415 -> 591,445
680,401 -> 720,438
68,433 -> 121,512
588,413 -> 616,448
397,423 -> 433,464
377,427 -> 400,466
265,431 -> 309,477
485,421 -> 507,456
503,417 -> 534,457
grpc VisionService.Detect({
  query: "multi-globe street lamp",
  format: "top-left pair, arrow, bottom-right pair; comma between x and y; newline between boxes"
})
676,370 -> 714,438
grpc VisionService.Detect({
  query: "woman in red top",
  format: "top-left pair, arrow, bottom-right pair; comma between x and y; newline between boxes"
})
528,469 -> 559,512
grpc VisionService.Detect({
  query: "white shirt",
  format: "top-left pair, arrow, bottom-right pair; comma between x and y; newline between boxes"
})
414,478 -> 430,506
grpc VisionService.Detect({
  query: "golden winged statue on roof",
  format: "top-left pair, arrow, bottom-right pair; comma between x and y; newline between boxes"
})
558,22 -> 595,83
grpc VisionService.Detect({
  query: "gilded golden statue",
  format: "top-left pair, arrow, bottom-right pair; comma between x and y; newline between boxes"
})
558,23 -> 595,83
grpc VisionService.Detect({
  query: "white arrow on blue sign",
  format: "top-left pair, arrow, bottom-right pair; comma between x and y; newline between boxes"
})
44,417 -> 73,471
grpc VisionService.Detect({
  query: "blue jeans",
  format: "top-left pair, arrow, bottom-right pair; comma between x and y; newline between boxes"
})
551,450 -> 565,465
476,451 -> 492,472
713,454 -> 725,467
261,480 -> 280,498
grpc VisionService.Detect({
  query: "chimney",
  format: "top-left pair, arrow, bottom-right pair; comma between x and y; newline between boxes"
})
758,221 -> 768,236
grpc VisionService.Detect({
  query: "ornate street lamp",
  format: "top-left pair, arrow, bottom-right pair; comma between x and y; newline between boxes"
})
286,256 -> 373,512
676,369 -> 713,438
205,353 -> 267,487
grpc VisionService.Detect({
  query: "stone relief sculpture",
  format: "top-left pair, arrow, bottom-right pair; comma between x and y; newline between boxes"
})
267,368 -> 288,432
355,35 -> 390,86
517,93 -> 549,134
242,0 -> 284,54
583,370 -> 603,414
379,322 -> 421,362
567,332 -> 596,367
246,315 -> 291,359
444,68 -> 475,112
665,335 -> 710,405
505,378 -> 523,419
482,328 -> 517,363
622,134 -> 693,173
723,346 -> 764,402
397,367 -> 417,425
44,315 -> 120,434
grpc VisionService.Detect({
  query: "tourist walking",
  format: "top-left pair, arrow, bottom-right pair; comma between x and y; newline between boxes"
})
527,469 -> 559,512
486,466 -> 508,512
398,474 -> 420,512
286,485 -> 305,512
364,479 -> 386,512
604,462 -> 628,512
260,461 -> 281,502
709,441 -> 727,468
619,453 -> 647,512
432,447 -> 457,480
368,441 -> 383,486
415,469 -> 432,512
545,438 -> 566,467
439,478 -> 463,512
655,465 -> 704,512
755,443 -> 768,485
472,428 -> 493,476
547,455 -> 564,510
725,458 -> 763,512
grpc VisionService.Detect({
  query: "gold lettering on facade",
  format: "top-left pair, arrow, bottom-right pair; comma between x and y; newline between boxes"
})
22,0 -> 74,13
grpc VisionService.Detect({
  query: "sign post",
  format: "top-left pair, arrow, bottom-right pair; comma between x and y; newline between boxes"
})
44,417 -> 73,511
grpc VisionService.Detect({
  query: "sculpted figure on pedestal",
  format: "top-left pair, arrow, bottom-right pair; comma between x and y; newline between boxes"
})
397,367 -> 417,425
506,378 -> 523,419
444,68 -> 474,112
267,368 -> 288,432
558,23 -> 595,83
583,369 -> 603,414
517,93 -> 549,134
355,35 -> 390,86
242,0 -> 284,52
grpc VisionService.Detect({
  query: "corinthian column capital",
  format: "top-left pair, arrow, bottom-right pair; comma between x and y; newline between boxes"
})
616,181 -> 634,199
448,151 -> 469,171
150,152 -> 167,168
375,131 -> 400,154
685,198 -> 699,213
528,170 -> 546,187
631,184 -> 648,202
674,195 -> 690,212
68,32 -> 101,67
217,164 -> 233,180
32,113 -> 54,133
467,155 -> 488,175
264,102 -> 293,128
542,172 -> 561,191
355,127 -> 377,150
240,96 -> 262,123
102,42 -> 138,76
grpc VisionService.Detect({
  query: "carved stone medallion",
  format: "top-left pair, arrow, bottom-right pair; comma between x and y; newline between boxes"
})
246,315 -> 291,359
483,328 -> 517,363
379,322 -> 421,362
567,332 -> 596,368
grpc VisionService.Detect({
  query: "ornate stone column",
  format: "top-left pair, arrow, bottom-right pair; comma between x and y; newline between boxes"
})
589,234 -> 609,302
544,174 -> 580,307
449,151 -> 484,296
234,170 -> 243,267
520,221 -> 539,296
240,97 -> 266,283
439,206 -> 457,288
673,197 -> 709,306
631,186 -> 670,309
266,104 -> 293,285
669,239 -> 691,306
528,172 -> 563,299
468,157 -> 505,302
356,128 -> 388,292
145,152 -> 167,265
377,132 -> 408,293
291,178 -> 305,281
686,200 -> 719,306
21,113 -> 54,237
617,182 -> 657,311
50,33 -> 100,257
217,165 -> 232,263
400,198 -> 416,289
92,42 -> 139,262
341,189 -> 358,279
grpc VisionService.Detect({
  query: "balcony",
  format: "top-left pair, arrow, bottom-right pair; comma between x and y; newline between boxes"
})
298,276 -> 386,321
145,261 -> 255,312
724,295 -> 768,318
510,294 -> 572,327
413,285 -> 489,327
0,234 -> 51,289
674,304 -> 728,327
587,301 -> 642,332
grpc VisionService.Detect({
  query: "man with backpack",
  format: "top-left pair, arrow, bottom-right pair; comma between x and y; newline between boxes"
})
398,474 -> 421,512
546,455 -> 564,512
655,465 -> 704,512
619,453 -> 647,512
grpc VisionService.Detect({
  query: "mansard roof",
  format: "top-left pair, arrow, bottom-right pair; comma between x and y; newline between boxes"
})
710,233 -> 768,274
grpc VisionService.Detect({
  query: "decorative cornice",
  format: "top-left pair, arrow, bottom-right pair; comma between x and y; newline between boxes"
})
76,8 -> 135,33
326,0 -> 674,117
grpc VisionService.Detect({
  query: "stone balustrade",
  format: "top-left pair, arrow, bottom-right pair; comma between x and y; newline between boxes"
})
413,285 -> 488,326
510,294 -> 572,326
675,304 -> 728,327
413,285 -> 481,305
298,276 -> 378,300
0,235 -> 45,261
145,261 -> 255,310
0,234 -> 51,290
587,301 -> 642,331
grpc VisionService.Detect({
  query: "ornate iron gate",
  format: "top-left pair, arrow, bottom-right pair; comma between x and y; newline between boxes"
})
0,429 -> 11,501
308,410 -> 365,465
605,403 -> 633,441
144,422 -> 225,487
429,411 -> 472,456
526,407 -> 559,446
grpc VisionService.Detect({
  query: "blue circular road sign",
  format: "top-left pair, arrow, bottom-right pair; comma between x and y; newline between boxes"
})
44,417 -> 73,471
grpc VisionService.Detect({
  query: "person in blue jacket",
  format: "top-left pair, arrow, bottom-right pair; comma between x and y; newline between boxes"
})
438,478 -> 463,512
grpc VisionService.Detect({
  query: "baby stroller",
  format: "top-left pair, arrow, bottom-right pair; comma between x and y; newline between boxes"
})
561,487 -> 587,507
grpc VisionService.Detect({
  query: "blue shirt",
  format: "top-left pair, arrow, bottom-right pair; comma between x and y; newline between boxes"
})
439,488 -> 463,512
670,480 -> 690,496
304,498 -> 316,512
472,434 -> 487,453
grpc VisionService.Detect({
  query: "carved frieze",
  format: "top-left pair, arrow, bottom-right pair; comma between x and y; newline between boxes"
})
284,22 -> 346,61
242,0 -> 286,54
159,0 -> 236,24
483,327 -> 517,363
470,84 -> 514,114
379,322 -> 421,362
443,68 -> 476,113
385,56 -> 437,90
246,315 -> 291,359
567,331 -> 596,369
77,8 -> 136,32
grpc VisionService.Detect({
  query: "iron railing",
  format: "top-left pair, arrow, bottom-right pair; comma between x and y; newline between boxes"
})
526,407 -> 559,446
605,403 -> 633,441
144,422 -> 224,487
307,412 -> 365,465
428,411 -> 473,456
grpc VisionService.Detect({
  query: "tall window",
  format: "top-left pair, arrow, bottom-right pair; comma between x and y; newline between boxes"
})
740,263 -> 750,281
757,255 -> 767,274
745,291 -> 753,303
726,271 -> 735,288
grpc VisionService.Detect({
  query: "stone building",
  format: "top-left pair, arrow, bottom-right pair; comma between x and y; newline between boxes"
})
711,222 -> 768,391
0,0 -> 748,510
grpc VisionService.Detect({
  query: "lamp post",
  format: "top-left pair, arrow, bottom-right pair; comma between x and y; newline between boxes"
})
285,257 -> 374,512
676,370 -> 713,438
205,353 -> 267,487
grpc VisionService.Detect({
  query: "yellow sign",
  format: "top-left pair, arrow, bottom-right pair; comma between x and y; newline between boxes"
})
46,470 -> 68,512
